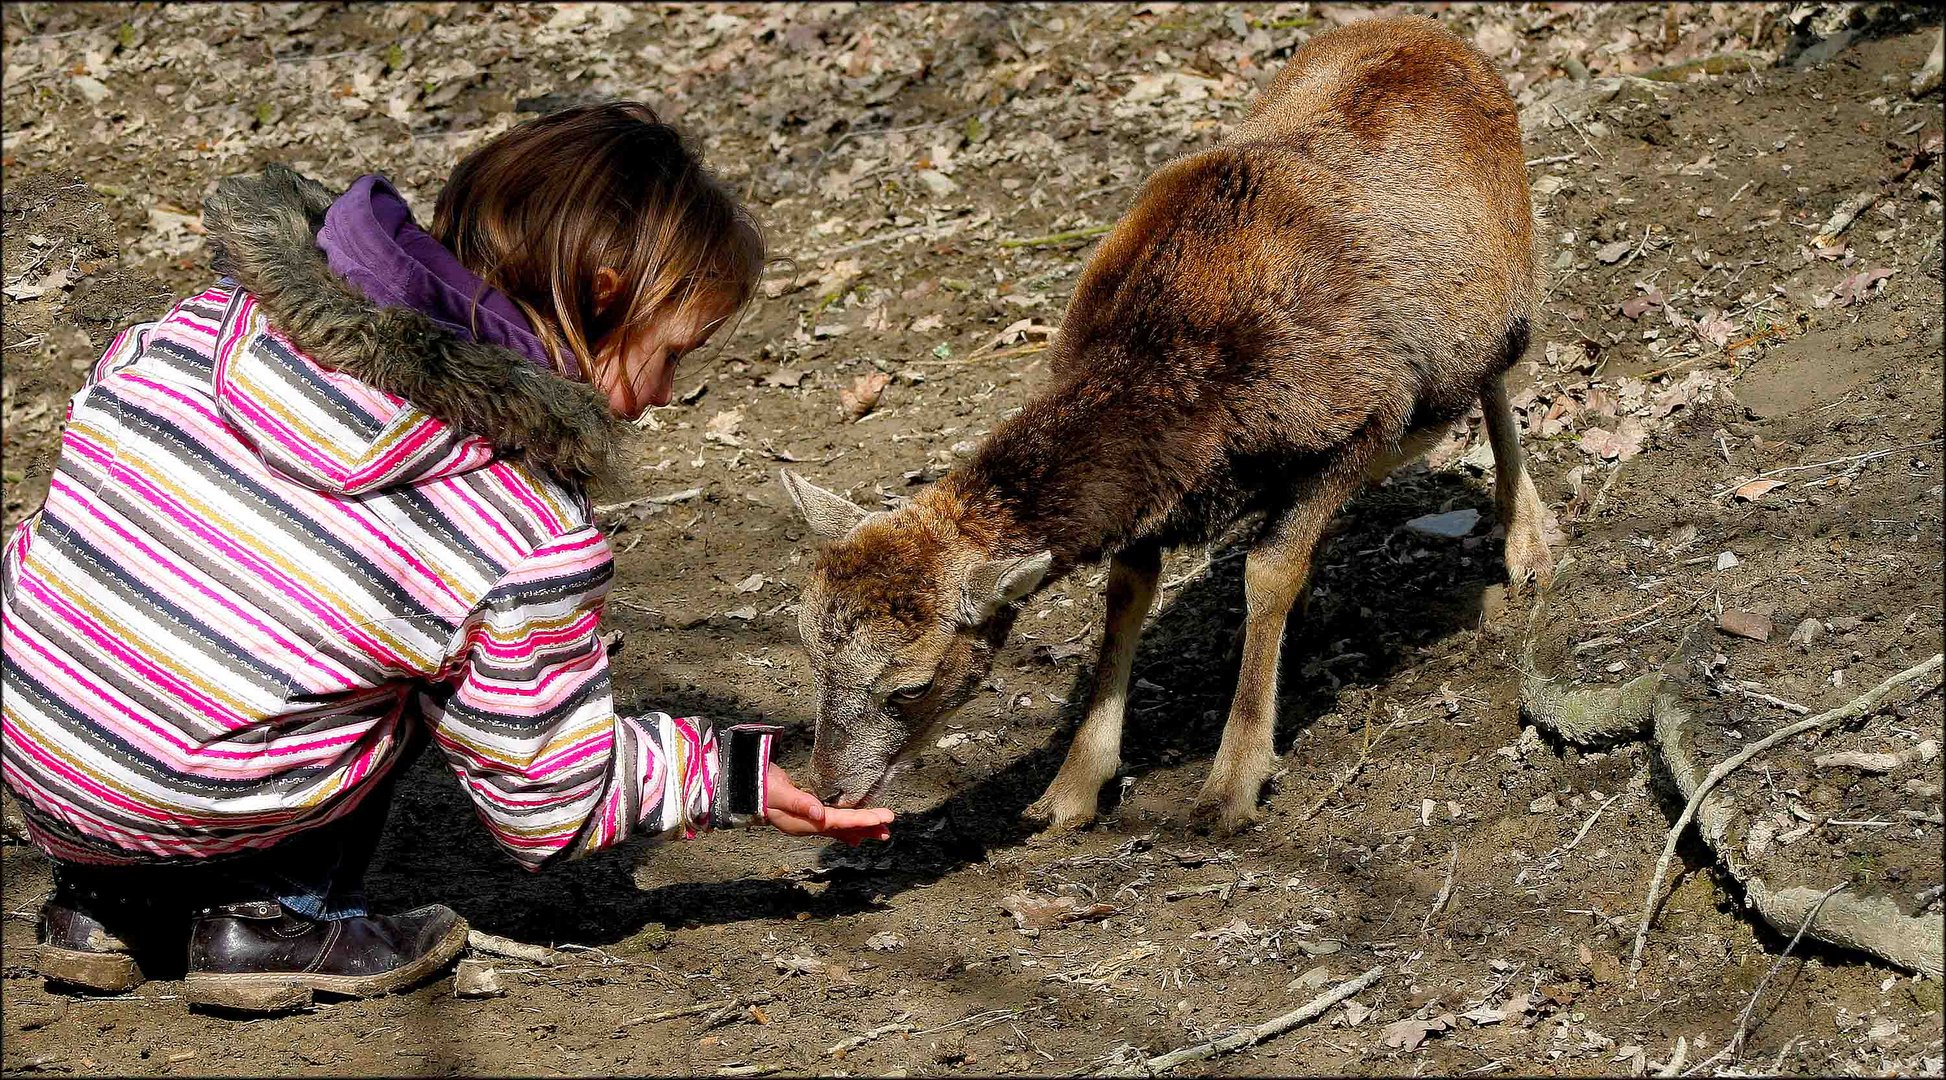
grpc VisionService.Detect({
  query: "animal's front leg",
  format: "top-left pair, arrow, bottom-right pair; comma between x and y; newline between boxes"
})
1026,542 -> 1160,830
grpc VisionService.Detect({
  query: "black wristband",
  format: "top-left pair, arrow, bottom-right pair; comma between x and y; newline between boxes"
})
714,724 -> 779,829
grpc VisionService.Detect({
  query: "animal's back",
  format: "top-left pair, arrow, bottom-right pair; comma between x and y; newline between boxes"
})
1033,14 -> 1539,551
1232,14 -> 1537,332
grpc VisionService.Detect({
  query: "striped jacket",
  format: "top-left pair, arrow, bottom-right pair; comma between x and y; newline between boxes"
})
1,168 -> 718,869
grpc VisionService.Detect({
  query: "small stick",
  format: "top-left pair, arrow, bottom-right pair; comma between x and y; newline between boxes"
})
1708,440 -> 1942,498
466,930 -> 561,967
1300,714 -> 1406,819
1814,191 -> 1881,245
999,223 -> 1113,249
1525,152 -> 1580,167
1725,883 -> 1847,1066
618,999 -> 732,1027
1629,654 -> 1943,970
594,487 -> 704,513
1563,793 -> 1623,852
1590,596 -> 1672,625
1725,684 -> 1812,716
1097,967 -> 1386,1076
827,1021 -> 917,1057
1420,844 -> 1461,936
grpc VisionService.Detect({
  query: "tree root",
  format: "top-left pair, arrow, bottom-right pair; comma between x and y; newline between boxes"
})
1519,598 -> 1945,979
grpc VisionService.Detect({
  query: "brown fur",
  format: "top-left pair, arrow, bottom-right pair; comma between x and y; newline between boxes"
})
789,15 -> 1554,825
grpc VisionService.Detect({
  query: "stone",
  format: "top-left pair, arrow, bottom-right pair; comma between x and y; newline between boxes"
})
1404,508 -> 1481,540
1717,610 -> 1773,642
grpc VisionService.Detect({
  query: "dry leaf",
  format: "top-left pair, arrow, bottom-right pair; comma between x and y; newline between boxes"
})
1595,239 -> 1633,264
998,892 -> 1118,932
1829,266 -> 1894,307
1380,1012 -> 1455,1051
1732,477 -> 1786,501
841,371 -> 891,421
1577,418 -> 1648,461
1618,289 -> 1667,320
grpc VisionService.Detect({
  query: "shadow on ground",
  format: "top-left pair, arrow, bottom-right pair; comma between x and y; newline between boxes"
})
366,469 -> 1503,945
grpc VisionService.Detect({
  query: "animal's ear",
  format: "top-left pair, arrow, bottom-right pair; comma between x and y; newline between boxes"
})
962,551 -> 1053,623
781,470 -> 870,540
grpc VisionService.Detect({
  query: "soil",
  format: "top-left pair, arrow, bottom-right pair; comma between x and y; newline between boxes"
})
3,4 -> 1942,1076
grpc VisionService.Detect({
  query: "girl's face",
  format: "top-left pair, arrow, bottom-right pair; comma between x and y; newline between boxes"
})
590,272 -> 737,419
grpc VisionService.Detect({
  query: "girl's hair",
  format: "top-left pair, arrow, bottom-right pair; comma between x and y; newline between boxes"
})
431,101 -> 764,379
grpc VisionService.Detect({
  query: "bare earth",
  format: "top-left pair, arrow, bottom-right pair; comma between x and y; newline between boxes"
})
3,3 -> 1942,1076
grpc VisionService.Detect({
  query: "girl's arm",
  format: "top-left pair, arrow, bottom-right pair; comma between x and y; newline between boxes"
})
417,525 -> 733,869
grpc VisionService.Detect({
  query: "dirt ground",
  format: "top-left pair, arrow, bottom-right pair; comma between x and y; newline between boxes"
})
3,3 -> 1942,1076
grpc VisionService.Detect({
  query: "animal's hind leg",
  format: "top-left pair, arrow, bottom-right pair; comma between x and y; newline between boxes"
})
1482,372 -> 1554,591
1025,541 -> 1162,830
1197,466 -> 1367,833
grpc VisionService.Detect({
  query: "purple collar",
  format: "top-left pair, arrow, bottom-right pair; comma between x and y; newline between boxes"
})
315,175 -> 573,378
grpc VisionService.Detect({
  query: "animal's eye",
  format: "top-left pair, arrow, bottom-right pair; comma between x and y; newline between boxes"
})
888,681 -> 933,704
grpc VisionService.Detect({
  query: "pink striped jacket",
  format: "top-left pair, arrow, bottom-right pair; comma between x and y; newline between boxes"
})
1,169 -> 720,868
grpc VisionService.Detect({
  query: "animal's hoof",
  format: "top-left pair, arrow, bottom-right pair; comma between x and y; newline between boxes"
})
1504,552 -> 1555,597
1190,794 -> 1262,836
1024,788 -> 1099,832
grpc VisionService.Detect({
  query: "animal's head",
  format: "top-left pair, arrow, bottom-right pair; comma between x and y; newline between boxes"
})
781,471 -> 1051,806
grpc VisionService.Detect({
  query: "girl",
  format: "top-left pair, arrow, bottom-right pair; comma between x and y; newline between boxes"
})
1,102 -> 891,1013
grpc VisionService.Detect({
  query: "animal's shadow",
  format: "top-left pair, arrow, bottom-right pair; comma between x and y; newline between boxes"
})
365,468 -> 1499,944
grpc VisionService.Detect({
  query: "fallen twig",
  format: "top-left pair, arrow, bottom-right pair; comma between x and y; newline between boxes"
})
827,1021 -> 917,1058
1725,683 -> 1811,716
1708,440 -> 1942,498
1687,883 -> 1847,1075
1419,844 -> 1460,936
1097,966 -> 1385,1076
618,999 -> 738,1028
466,930 -> 561,967
1638,52 -> 1765,82
1629,654 -> 1944,970
1524,152 -> 1580,167
595,487 -> 704,514
1563,793 -> 1623,852
1814,191 -> 1881,245
999,223 -> 1113,249
1299,713 -> 1407,820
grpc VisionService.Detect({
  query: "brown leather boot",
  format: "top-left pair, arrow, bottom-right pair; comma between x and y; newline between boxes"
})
182,900 -> 469,1012
36,893 -> 151,993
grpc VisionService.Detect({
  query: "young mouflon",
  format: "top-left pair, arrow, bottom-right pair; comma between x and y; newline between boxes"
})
783,14 -> 1554,832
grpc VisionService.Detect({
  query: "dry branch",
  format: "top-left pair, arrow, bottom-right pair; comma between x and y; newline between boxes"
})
466,930 -> 560,967
1097,967 -> 1385,1076
998,223 -> 1113,248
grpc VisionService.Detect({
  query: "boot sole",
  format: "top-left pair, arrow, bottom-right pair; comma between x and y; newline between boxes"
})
181,917 -> 470,1013
36,944 -> 144,993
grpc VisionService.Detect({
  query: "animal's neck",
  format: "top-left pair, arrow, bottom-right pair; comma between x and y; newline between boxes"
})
932,387 -> 1174,570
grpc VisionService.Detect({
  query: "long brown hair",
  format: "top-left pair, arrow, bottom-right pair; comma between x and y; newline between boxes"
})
431,101 -> 764,380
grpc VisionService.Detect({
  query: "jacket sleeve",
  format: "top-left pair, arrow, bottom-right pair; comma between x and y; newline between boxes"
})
416,525 -> 719,870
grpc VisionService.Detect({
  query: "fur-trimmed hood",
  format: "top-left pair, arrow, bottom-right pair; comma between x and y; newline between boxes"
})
201,164 -> 619,487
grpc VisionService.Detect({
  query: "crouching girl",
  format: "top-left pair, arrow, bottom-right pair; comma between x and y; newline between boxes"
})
1,102 -> 890,1013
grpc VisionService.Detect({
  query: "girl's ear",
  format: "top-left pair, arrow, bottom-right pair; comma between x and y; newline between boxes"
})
593,267 -> 624,315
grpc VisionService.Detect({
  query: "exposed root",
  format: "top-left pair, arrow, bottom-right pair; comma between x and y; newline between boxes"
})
1519,581 -> 1945,979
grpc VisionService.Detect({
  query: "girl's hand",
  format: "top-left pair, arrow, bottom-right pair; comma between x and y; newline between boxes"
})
764,764 -> 893,845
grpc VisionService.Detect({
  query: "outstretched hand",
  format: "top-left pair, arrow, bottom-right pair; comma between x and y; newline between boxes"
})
763,764 -> 893,845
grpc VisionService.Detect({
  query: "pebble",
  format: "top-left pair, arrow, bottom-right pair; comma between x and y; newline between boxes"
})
1717,609 -> 1773,642
1403,508 -> 1480,540
454,958 -> 506,999
1529,794 -> 1559,814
